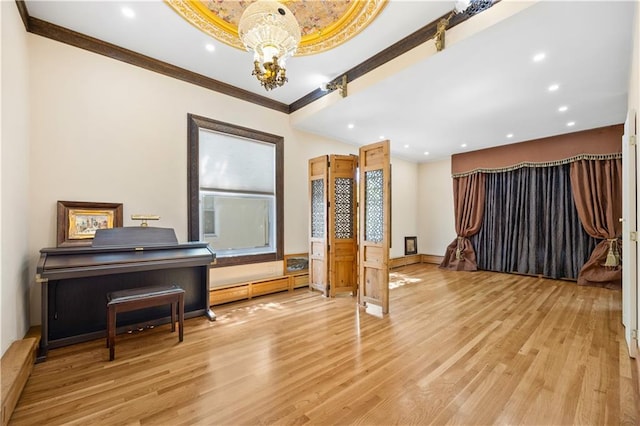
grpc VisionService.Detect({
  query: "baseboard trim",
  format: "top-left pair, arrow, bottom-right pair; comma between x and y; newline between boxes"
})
390,254 -> 422,269
1,327 -> 40,425
390,254 -> 444,269
421,254 -> 444,265
210,273 -> 309,306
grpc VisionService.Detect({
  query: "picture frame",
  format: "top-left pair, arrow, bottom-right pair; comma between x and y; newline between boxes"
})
57,201 -> 123,247
283,253 -> 309,275
404,236 -> 417,255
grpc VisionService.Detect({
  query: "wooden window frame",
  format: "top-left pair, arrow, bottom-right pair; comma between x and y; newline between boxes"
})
187,113 -> 284,267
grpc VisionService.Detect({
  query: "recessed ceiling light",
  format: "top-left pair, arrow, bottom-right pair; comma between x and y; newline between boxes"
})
403,144 -> 409,148
205,43 -> 215,52
506,133 -> 514,138
121,7 -> 135,18
567,121 -> 576,127
424,151 -> 429,156
548,84 -> 559,92
347,123 -> 354,129
461,143 -> 467,148
533,52 -> 546,62
558,105 -> 568,112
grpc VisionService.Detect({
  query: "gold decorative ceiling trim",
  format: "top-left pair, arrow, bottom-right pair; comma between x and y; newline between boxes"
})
166,0 -> 242,49
301,0 -> 386,54
165,0 -> 388,56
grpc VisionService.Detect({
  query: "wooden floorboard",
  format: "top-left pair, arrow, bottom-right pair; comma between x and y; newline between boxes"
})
10,264 -> 640,425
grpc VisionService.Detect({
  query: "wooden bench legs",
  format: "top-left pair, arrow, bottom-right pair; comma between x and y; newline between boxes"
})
106,285 -> 185,361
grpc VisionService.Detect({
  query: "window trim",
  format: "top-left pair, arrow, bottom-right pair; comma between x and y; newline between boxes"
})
187,113 -> 284,267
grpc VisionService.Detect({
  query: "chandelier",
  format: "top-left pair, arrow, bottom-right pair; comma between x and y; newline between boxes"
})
238,0 -> 301,91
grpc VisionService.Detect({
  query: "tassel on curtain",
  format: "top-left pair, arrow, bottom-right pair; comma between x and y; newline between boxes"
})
603,238 -> 620,267
439,173 -> 485,271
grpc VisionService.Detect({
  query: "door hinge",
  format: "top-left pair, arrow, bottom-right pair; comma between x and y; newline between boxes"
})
630,135 -> 637,147
632,329 -> 638,340
631,231 -> 638,242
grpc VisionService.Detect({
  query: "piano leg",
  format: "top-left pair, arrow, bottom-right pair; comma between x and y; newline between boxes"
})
206,308 -> 216,321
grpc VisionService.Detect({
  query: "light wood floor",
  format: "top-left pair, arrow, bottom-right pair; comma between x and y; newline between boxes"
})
11,264 -> 640,425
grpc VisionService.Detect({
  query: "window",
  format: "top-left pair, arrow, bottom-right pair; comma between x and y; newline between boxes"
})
187,114 -> 283,266
199,191 -> 274,255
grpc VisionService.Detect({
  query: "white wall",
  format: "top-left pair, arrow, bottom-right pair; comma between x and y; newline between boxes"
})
417,158 -> 456,256
1,2 -> 31,356
390,157 -> 418,258
26,31 -> 419,315
630,4 -> 639,118
27,35 -> 295,323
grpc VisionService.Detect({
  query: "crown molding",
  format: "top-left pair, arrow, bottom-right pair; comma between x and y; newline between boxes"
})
289,5 -> 491,113
15,0 -> 497,116
22,9 -> 289,113
16,0 -> 30,31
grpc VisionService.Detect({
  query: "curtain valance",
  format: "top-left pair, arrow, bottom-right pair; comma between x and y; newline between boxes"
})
451,125 -> 623,178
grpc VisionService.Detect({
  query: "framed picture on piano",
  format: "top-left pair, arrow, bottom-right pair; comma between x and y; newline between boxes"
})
57,200 -> 123,247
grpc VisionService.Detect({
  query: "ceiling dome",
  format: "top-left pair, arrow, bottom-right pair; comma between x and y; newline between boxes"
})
166,0 -> 388,56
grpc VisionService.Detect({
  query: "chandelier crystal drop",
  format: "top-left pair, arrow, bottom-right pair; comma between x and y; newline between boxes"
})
238,0 -> 301,91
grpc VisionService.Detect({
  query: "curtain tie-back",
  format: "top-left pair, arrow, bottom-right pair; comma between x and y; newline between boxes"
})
455,236 -> 465,260
603,238 -> 620,267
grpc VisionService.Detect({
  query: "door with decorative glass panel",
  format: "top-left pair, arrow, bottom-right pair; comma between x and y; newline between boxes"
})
358,140 -> 390,314
308,155 -> 358,296
309,156 -> 329,295
328,155 -> 358,296
309,141 -> 390,311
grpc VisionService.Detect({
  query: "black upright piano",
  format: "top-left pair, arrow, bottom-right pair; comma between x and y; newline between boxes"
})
36,227 -> 216,360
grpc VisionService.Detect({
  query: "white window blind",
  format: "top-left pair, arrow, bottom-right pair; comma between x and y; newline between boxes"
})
199,129 -> 275,194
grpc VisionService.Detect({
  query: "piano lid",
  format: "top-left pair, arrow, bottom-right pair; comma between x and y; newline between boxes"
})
37,227 -> 215,281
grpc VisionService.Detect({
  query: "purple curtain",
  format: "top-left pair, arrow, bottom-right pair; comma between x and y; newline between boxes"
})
471,164 -> 597,279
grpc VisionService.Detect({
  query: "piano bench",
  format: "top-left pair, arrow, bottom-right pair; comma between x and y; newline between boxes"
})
106,284 -> 185,361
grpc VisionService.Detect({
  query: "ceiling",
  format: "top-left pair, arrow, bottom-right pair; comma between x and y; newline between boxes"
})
23,0 -> 636,163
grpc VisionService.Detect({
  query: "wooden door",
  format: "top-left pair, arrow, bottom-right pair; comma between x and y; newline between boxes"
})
309,156 -> 329,296
622,109 -> 638,357
358,140 -> 390,313
328,155 -> 358,296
